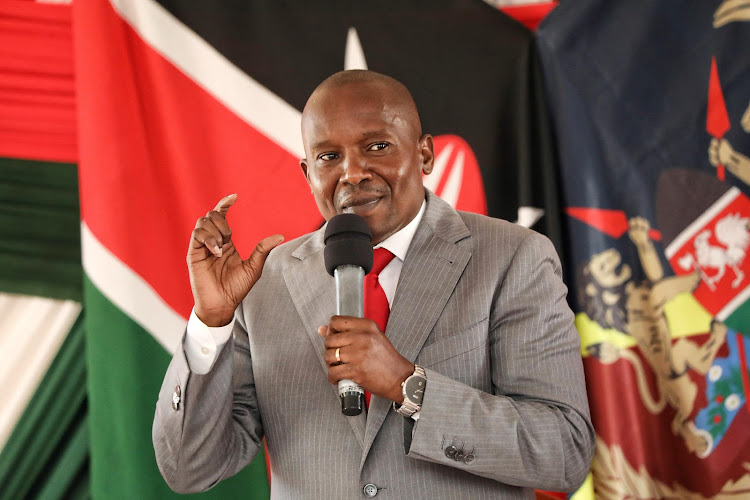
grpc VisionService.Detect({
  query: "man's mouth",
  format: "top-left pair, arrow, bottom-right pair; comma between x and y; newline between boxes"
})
338,193 -> 383,214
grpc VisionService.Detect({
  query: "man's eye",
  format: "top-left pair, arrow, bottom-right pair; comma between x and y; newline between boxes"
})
368,142 -> 389,151
318,153 -> 338,161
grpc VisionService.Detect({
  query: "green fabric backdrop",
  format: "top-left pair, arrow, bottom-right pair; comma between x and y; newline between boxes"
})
0,314 -> 89,500
0,158 -> 82,302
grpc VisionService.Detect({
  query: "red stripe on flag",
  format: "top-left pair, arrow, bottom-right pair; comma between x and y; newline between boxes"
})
0,0 -> 77,163
75,0 -> 320,316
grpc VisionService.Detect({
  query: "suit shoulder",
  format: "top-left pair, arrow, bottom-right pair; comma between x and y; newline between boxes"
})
457,211 -> 540,243
262,230 -> 319,271
456,211 -> 559,262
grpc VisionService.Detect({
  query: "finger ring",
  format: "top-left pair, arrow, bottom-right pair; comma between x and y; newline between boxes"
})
335,347 -> 341,364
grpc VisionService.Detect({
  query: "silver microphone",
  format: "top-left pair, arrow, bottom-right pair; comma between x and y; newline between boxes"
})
324,214 -> 373,416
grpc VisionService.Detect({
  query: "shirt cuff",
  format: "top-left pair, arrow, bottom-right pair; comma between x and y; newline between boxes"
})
183,308 -> 235,374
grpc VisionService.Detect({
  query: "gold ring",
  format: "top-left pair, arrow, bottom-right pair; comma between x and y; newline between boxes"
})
335,347 -> 341,364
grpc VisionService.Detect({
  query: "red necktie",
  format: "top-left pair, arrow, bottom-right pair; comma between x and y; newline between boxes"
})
363,247 -> 395,409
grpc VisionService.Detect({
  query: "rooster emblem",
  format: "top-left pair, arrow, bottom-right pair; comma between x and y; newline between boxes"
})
678,213 -> 750,289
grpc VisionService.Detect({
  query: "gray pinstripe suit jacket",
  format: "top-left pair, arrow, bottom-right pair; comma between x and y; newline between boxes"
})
153,191 -> 594,499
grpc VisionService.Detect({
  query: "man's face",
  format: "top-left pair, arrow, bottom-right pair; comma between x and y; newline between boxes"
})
300,82 -> 433,244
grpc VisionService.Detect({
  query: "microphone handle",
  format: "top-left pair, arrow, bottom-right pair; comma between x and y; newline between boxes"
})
334,265 -> 366,416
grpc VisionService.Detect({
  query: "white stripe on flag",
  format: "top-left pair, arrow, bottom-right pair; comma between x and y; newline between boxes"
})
665,187 -> 741,258
0,294 -> 81,450
108,0 -> 304,158
81,222 -> 186,353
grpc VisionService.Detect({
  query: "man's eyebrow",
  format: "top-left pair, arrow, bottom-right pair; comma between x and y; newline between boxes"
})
359,129 -> 389,139
310,130 -> 391,151
310,140 -> 334,151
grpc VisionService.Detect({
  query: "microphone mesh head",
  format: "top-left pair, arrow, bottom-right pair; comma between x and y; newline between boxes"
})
323,214 -> 373,276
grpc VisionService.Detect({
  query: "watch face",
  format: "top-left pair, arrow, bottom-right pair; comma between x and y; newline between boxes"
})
404,375 -> 426,405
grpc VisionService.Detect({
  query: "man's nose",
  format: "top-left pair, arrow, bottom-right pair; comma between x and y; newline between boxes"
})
341,153 -> 371,185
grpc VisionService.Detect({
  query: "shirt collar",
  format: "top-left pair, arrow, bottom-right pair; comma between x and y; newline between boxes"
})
374,200 -> 426,262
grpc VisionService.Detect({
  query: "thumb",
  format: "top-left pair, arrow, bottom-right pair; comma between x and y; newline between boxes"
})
242,234 -> 285,278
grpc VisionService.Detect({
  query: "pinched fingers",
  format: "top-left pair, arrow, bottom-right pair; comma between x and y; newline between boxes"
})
188,194 -> 237,258
205,193 -> 235,247
191,217 -> 226,257
206,210 -> 232,245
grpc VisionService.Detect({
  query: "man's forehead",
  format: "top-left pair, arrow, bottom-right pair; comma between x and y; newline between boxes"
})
304,90 -> 406,129
306,81 -> 391,113
305,85 -> 417,128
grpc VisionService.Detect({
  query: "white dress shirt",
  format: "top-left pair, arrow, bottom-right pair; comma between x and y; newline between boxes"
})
184,201 -> 426,374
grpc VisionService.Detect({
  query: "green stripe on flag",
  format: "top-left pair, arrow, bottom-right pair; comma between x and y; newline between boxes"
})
0,312 -> 88,500
84,275 -> 270,499
0,157 -> 82,301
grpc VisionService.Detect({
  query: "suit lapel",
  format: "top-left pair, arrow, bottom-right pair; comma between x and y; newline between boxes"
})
282,229 -> 367,447
360,192 -> 471,469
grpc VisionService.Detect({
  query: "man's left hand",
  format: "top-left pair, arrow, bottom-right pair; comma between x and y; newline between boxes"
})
319,315 -> 414,404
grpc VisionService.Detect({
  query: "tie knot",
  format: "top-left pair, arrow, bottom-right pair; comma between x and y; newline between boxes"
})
370,248 -> 395,276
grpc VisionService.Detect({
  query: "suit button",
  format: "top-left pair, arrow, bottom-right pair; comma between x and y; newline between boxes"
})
455,450 -> 465,461
445,445 -> 457,459
363,483 -> 378,497
464,454 -> 476,465
171,385 -> 181,411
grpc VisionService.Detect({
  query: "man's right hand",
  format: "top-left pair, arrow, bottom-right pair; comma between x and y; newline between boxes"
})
188,194 -> 284,327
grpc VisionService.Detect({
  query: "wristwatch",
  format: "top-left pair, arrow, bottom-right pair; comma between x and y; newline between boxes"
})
393,365 -> 426,418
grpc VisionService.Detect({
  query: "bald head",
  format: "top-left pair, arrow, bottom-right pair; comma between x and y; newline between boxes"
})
302,70 -> 422,143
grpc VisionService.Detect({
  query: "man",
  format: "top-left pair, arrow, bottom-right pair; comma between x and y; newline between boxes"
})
153,70 -> 594,498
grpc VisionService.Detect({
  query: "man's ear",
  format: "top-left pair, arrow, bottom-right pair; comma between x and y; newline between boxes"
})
300,159 -> 310,183
419,134 -> 434,176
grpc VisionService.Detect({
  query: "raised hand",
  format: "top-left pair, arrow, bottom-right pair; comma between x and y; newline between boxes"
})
188,194 -> 284,326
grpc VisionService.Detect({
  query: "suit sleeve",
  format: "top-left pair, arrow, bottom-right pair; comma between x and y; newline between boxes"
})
404,231 -> 595,492
152,310 -> 263,494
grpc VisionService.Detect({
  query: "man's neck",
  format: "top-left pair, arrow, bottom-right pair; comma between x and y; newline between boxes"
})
375,200 -> 426,263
